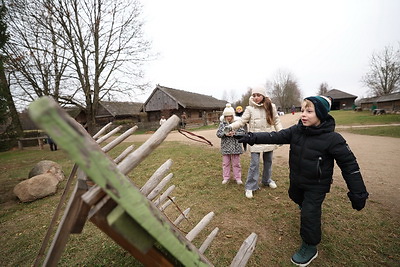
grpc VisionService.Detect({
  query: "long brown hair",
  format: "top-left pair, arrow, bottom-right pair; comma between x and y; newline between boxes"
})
262,97 -> 274,125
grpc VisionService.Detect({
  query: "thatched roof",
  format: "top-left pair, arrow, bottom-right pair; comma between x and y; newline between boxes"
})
323,89 -> 357,100
360,92 -> 400,104
148,85 -> 227,109
64,107 -> 84,118
99,101 -> 144,116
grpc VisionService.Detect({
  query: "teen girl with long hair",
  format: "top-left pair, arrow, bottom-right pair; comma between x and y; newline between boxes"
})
228,86 -> 283,198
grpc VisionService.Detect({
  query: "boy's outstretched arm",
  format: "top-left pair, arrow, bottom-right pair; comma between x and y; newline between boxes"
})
234,127 -> 293,145
331,134 -> 369,211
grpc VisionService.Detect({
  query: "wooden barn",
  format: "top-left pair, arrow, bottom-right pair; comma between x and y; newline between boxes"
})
142,85 -> 227,126
359,92 -> 400,112
95,101 -> 146,125
65,107 -> 87,125
323,89 -> 358,110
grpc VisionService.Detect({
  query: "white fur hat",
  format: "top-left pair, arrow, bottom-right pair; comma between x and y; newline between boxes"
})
251,85 -> 266,96
223,103 -> 235,116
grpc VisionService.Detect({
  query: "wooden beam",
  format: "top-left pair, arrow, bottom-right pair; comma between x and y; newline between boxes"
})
29,97 -> 212,266
90,197 -> 174,267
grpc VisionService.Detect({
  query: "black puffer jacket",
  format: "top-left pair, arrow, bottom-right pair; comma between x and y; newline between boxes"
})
252,115 -> 367,194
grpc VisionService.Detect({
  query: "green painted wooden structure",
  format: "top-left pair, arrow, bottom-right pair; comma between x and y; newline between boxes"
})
29,97 -> 257,267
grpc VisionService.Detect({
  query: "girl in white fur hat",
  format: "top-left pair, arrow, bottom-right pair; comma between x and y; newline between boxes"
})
216,104 -> 245,185
227,86 -> 283,198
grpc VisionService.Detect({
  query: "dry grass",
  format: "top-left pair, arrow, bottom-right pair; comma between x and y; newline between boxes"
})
1,141 -> 399,266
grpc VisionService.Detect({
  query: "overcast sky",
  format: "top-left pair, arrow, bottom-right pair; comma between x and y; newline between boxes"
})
138,0 -> 400,103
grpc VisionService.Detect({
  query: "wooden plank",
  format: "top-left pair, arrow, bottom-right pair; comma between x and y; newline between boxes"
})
153,185 -> 175,208
229,232 -> 258,267
70,178 -> 91,233
140,159 -> 173,196
89,197 -> 174,267
102,126 -> 138,153
35,122 -> 125,266
17,137 -> 45,150
29,97 -> 212,266
199,227 -> 219,254
107,205 -> 155,253
33,164 -> 79,267
42,179 -> 88,266
173,208 -> 191,226
186,212 -> 215,242
116,118 -> 178,175
160,197 -> 175,212
92,122 -> 113,140
81,185 -> 106,207
95,125 -> 122,144
114,145 -> 135,164
147,173 -> 174,201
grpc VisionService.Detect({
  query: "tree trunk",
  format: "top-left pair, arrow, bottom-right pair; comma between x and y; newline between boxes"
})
0,58 -> 23,137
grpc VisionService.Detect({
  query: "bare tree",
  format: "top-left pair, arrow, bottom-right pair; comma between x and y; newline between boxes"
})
4,0 -> 68,107
0,1 -> 23,141
267,70 -> 302,112
362,45 -> 400,96
221,89 -> 228,102
4,0 -> 151,133
233,87 -> 251,109
228,89 -> 237,104
317,82 -> 329,95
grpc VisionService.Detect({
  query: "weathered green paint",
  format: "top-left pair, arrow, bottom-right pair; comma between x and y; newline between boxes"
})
107,205 -> 155,253
29,97 -> 211,266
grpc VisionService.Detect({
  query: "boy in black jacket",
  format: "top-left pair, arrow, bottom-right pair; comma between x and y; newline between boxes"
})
233,96 -> 368,266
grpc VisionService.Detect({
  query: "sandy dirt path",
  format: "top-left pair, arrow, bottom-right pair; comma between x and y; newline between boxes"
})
124,113 -> 400,216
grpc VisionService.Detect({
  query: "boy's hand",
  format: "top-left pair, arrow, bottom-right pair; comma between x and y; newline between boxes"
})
347,192 -> 369,211
233,132 -> 256,146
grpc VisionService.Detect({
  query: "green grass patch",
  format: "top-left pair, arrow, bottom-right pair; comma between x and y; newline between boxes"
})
342,126 -> 400,138
1,142 -> 399,266
331,110 -> 400,125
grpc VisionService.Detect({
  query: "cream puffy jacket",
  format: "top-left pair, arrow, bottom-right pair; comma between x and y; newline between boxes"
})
230,96 -> 283,153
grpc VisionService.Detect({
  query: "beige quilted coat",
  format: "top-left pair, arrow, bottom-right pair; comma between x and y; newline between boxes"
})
230,96 -> 283,153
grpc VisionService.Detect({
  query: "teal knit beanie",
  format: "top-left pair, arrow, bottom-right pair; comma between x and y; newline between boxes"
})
305,96 -> 332,121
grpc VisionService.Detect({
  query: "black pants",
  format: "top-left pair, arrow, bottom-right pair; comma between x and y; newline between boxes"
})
49,142 -> 57,151
289,183 -> 326,246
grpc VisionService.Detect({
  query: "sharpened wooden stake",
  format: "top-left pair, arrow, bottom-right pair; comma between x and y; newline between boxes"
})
147,173 -> 174,201
186,212 -> 215,242
114,145 -> 135,164
140,159 -> 173,196
199,227 -> 219,254
230,232 -> 258,267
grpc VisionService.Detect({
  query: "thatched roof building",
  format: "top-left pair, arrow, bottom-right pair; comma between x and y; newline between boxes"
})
323,89 -> 358,110
142,85 -> 227,125
96,101 -> 146,124
359,92 -> 400,112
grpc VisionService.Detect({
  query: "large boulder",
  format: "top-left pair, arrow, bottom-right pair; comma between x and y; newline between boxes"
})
28,160 -> 65,182
13,173 -> 59,202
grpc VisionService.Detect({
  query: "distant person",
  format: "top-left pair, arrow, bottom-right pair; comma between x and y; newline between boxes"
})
180,112 -> 187,129
225,85 -> 283,199
291,105 -> 296,115
235,95 -> 369,266
159,116 -> 167,126
216,104 -> 245,185
46,134 -> 57,151
277,107 -> 284,116
235,106 -> 244,117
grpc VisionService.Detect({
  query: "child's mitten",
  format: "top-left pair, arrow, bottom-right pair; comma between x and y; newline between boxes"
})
347,191 -> 369,211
